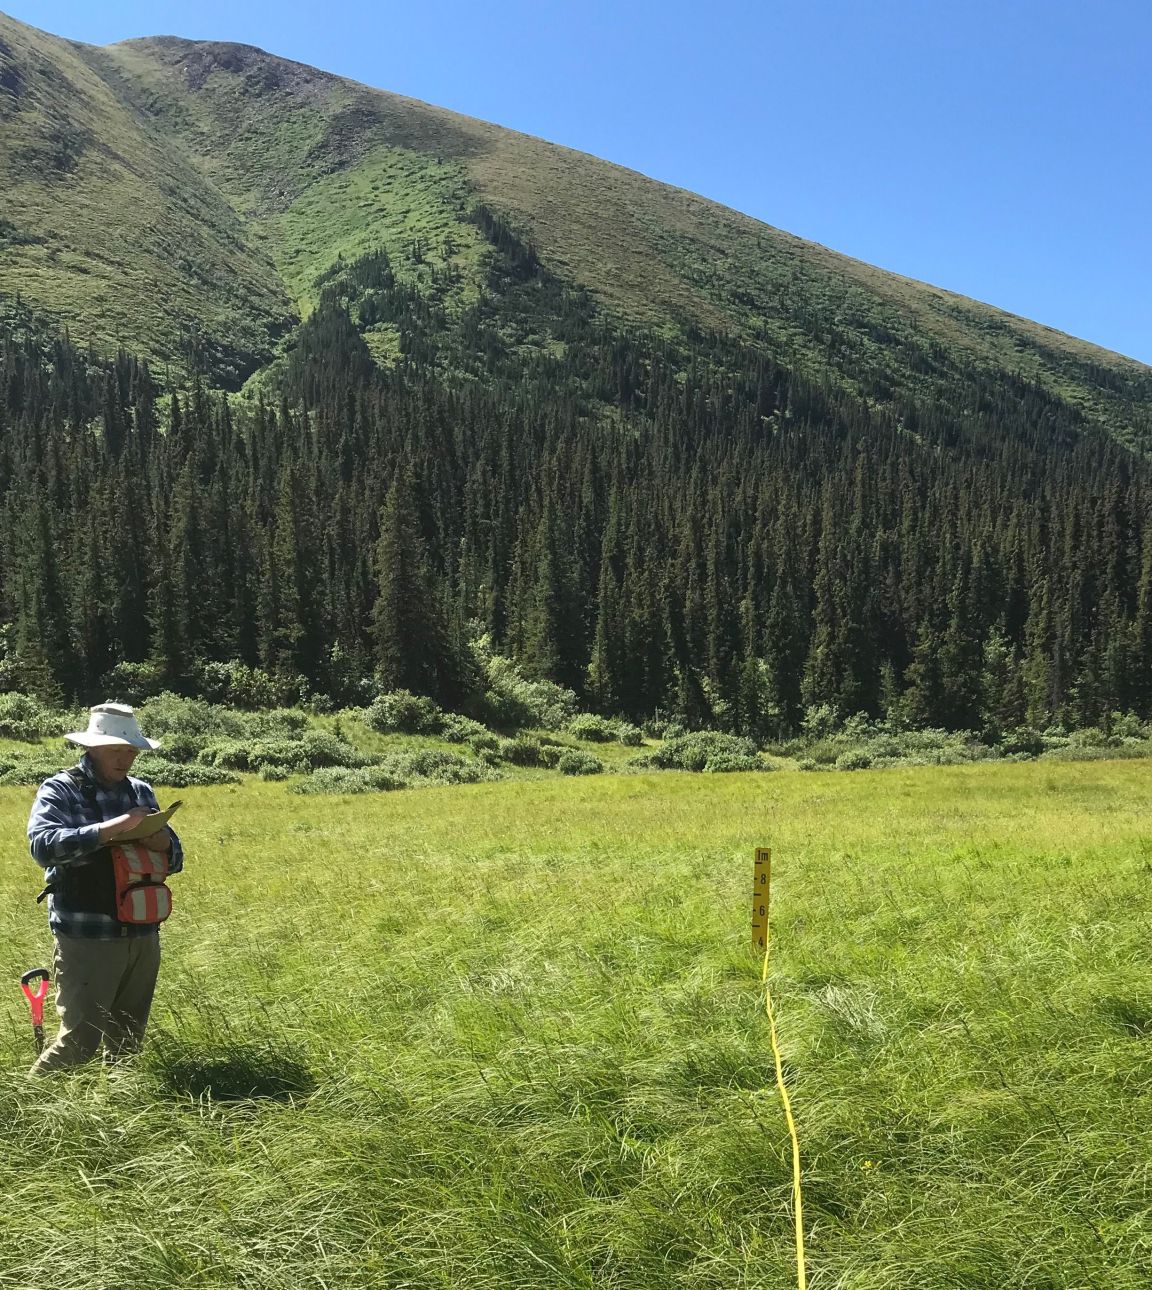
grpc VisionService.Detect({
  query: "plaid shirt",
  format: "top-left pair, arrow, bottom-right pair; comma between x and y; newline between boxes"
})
28,754 -> 184,940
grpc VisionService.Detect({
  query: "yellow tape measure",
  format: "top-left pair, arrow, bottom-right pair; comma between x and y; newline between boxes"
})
753,846 -> 807,1289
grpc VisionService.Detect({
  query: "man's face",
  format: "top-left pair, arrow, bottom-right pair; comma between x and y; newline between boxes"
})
88,743 -> 140,783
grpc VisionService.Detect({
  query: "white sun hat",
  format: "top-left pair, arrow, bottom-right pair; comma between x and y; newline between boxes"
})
64,702 -> 160,750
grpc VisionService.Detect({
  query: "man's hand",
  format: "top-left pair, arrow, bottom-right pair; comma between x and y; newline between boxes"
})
98,808 -> 150,844
138,826 -> 173,852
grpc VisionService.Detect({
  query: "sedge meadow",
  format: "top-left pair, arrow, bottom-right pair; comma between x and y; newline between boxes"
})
3,760 -> 1152,1288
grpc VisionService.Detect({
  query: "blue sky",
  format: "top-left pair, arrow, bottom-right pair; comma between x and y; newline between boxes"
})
6,0 -> 1150,362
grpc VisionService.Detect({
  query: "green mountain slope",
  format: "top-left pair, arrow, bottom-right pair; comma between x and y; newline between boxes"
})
1,9 -> 1150,440
0,14 -> 295,384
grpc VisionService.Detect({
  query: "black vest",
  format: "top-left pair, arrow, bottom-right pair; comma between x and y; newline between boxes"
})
36,767 -> 142,918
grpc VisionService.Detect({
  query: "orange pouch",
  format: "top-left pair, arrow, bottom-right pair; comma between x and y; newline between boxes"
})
109,844 -> 173,924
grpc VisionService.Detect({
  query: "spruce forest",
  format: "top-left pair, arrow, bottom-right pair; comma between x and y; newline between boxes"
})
3,221 -> 1151,738
2,15 -> 1151,739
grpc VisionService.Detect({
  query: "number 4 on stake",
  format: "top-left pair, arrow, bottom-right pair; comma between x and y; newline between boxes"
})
752,847 -> 770,953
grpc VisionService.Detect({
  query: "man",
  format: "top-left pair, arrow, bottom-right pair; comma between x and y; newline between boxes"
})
27,702 -> 183,1074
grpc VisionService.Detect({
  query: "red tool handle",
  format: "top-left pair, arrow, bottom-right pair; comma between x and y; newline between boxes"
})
20,968 -> 50,1028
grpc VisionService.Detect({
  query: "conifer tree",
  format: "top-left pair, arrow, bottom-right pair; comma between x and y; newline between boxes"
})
372,477 -> 470,705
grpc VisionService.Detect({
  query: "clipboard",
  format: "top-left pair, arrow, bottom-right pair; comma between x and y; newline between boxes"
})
117,800 -> 182,842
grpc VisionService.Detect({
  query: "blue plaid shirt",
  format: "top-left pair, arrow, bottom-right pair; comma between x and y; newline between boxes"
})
28,754 -> 184,939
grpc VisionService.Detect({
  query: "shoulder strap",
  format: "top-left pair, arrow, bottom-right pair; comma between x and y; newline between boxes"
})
64,765 -> 100,808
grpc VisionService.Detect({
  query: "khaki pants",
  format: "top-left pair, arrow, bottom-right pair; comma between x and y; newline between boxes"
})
30,933 -> 161,1074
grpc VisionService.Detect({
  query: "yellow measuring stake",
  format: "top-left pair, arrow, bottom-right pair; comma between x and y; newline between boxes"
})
753,846 -> 808,1290
752,847 -> 770,952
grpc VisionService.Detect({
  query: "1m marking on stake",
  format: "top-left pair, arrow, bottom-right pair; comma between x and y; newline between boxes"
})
752,847 -> 771,952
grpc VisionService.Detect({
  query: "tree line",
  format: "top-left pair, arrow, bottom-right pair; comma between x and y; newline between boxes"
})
2,232 -> 1151,737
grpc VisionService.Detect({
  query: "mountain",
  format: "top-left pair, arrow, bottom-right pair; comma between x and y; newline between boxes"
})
3,11 -> 1152,732
1,10 -> 1150,448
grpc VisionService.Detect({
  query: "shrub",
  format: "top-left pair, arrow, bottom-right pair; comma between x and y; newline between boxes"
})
1002,726 -> 1045,758
477,646 -> 579,730
799,738 -> 844,766
1040,744 -> 1152,764
476,687 -> 531,730
197,739 -> 252,771
139,758 -> 240,788
0,748 -> 239,788
557,749 -> 604,776
138,694 -> 248,740
785,725 -> 1007,773
567,713 -> 616,743
1110,712 -> 1148,740
466,730 -> 501,755
495,736 -> 565,768
641,717 -> 682,739
365,690 -> 445,735
259,765 -> 291,782
291,763 -> 409,794
802,704 -> 841,739
194,661 -> 309,709
615,722 -> 644,747
197,732 -> 370,774
198,739 -> 297,772
250,709 -> 310,736
0,692 -> 63,741
704,751 -> 765,773
442,714 -> 492,743
1067,727 -> 1109,748
156,733 -> 208,765
498,737 -> 548,767
1039,730 -> 1073,751
650,732 -> 760,773
0,753 -> 70,786
363,766 -> 409,790
377,749 -> 502,786
840,713 -> 878,741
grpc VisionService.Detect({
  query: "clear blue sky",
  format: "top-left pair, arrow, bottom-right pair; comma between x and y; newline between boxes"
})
6,0 -> 1151,363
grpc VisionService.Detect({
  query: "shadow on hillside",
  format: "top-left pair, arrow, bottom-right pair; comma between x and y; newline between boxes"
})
1101,998 -> 1152,1038
149,1039 -> 317,1102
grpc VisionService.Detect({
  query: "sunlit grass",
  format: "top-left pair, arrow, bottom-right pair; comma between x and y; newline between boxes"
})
3,762 -> 1152,1285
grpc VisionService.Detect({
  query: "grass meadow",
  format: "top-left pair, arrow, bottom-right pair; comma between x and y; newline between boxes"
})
2,761 -> 1152,1288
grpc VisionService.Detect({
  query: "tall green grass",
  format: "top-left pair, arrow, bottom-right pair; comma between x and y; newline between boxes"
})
2,763 -> 1152,1286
